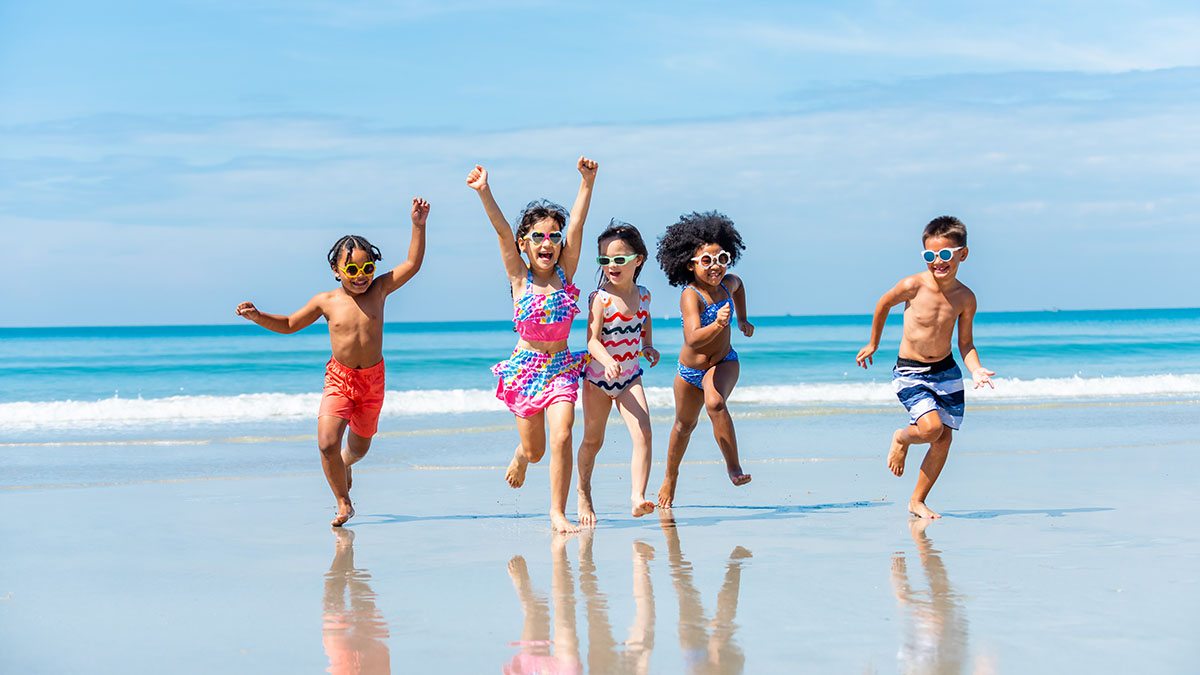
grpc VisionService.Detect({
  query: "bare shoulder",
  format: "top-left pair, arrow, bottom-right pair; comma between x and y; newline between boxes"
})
953,282 -> 978,311
723,274 -> 743,292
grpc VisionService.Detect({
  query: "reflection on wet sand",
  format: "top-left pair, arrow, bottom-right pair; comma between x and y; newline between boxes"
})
505,516 -> 750,674
891,519 -> 993,675
323,528 -> 391,675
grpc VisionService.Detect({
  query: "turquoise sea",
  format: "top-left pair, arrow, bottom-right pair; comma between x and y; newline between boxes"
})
2,308 -> 1197,444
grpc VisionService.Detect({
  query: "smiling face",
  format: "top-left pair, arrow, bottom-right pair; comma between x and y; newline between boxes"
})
521,217 -> 564,272
922,234 -> 968,280
332,246 -> 377,295
687,242 -> 728,287
598,236 -> 642,288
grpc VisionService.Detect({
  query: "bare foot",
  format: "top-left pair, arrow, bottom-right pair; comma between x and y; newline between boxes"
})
507,555 -> 529,581
657,474 -> 678,508
632,540 -> 655,560
331,501 -> 355,527
331,525 -> 355,548
577,490 -> 597,528
908,500 -> 941,519
888,430 -> 910,477
505,449 -> 529,488
550,512 -> 579,533
729,471 -> 752,487
631,497 -> 655,518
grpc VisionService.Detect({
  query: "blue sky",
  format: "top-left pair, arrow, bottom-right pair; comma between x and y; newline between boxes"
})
1,1 -> 1197,326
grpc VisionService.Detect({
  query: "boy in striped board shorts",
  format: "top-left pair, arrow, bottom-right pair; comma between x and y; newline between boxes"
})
855,216 -> 995,519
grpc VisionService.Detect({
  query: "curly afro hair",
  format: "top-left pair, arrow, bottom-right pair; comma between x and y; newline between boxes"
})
656,211 -> 745,287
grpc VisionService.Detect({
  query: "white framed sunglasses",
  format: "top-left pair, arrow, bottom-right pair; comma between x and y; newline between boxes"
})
691,250 -> 731,268
525,231 -> 564,245
597,254 -> 638,266
922,246 -> 964,263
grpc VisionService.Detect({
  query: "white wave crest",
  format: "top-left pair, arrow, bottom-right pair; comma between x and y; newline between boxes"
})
1,374 -> 1197,430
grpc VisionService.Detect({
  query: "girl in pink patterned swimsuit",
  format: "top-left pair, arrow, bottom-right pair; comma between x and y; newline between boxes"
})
575,221 -> 661,526
467,157 -> 598,533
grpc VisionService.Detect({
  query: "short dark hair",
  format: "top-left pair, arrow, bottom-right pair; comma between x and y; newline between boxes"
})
514,199 -> 569,240
596,219 -> 650,284
656,211 -> 745,287
922,216 -> 967,247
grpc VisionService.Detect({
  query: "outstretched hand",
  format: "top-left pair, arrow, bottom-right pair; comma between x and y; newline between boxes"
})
235,301 -> 260,322
466,165 -> 489,192
411,197 -> 430,226
577,156 -> 598,182
855,344 -> 877,369
972,367 -> 996,389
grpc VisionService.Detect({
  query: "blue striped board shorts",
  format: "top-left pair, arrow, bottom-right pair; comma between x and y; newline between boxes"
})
892,355 -> 965,430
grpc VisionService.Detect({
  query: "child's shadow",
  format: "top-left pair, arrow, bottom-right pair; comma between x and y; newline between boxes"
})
940,507 -> 1113,519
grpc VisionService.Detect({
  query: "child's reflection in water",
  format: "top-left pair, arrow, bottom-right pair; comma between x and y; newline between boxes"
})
891,519 -> 994,675
659,512 -> 751,675
323,528 -> 391,675
505,516 -> 752,674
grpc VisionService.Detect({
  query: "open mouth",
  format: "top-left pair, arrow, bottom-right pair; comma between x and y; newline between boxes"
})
536,250 -> 554,263
932,264 -> 951,274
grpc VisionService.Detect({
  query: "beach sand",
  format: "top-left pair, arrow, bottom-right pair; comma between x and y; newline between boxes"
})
2,400 -> 1198,673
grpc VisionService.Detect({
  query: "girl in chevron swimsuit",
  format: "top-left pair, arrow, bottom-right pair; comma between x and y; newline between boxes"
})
576,221 -> 661,525
654,211 -> 756,509
467,157 -> 598,533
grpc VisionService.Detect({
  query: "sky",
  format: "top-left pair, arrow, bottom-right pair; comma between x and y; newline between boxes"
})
1,1 -> 1197,327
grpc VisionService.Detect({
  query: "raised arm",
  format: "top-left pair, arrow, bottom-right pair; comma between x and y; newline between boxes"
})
558,156 -> 598,280
956,290 -> 994,388
378,197 -> 429,296
856,276 -> 920,368
235,294 -> 324,335
466,165 -> 527,282
726,274 -> 754,337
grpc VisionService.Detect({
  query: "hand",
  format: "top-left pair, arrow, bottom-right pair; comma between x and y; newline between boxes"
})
235,301 -> 260,322
466,164 -> 489,191
577,156 -> 598,183
972,367 -> 996,389
411,197 -> 430,226
604,360 -> 622,380
738,319 -> 755,337
642,346 -> 660,367
715,304 -> 731,327
855,343 -> 877,369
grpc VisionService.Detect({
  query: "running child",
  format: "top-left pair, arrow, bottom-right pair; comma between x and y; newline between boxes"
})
655,211 -> 755,508
855,215 -> 995,519
466,157 -> 598,533
576,221 -> 661,526
235,198 -> 430,526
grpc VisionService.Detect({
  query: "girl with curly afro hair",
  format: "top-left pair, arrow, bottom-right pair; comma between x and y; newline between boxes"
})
466,157 -> 598,533
654,211 -> 755,508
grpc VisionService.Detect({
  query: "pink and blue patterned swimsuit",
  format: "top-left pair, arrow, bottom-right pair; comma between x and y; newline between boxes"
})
491,266 -> 584,417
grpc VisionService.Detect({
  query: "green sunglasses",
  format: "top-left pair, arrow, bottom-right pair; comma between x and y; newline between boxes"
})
597,254 -> 638,266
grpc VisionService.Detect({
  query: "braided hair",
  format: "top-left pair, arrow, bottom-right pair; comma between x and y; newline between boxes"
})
656,211 -> 745,287
327,235 -> 382,280
595,219 -> 650,286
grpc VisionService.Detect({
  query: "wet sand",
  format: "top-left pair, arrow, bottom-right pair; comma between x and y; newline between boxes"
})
1,400 -> 1198,673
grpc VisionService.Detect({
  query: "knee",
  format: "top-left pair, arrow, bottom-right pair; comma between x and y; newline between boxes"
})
550,427 -> 573,450
705,396 -> 728,417
318,438 -> 341,457
673,417 -> 698,435
580,431 -> 604,455
524,442 -> 547,463
915,418 -> 944,443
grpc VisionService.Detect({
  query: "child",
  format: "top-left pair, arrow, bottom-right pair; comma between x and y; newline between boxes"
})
575,221 -> 661,526
466,157 -> 598,533
855,215 -> 995,519
235,197 -> 430,526
655,211 -> 755,508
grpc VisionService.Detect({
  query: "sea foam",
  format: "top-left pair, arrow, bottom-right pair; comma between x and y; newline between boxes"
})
2,373 -> 1198,431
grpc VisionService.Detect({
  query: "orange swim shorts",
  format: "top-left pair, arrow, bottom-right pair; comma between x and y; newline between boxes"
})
318,357 -> 386,438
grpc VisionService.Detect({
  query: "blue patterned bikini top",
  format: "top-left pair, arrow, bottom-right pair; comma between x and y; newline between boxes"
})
685,283 -> 733,327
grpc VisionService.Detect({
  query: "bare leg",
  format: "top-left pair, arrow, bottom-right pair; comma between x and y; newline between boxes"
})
615,381 -> 655,517
909,426 -> 952,519
627,540 -> 656,674
318,415 -> 354,526
506,555 -> 551,656
704,360 -> 751,486
341,430 -> 373,492
576,383 -> 613,527
889,410 -> 944,477
550,532 -> 582,668
508,412 -> 547,488
545,401 -> 578,533
658,375 -> 705,508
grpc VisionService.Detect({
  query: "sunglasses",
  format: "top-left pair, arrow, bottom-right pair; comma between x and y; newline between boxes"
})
525,231 -> 564,245
922,247 -> 964,263
597,254 -> 638,266
691,250 -> 731,269
339,261 -> 377,278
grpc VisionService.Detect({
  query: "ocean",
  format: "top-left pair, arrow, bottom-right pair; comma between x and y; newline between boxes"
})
2,308 -> 1197,442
